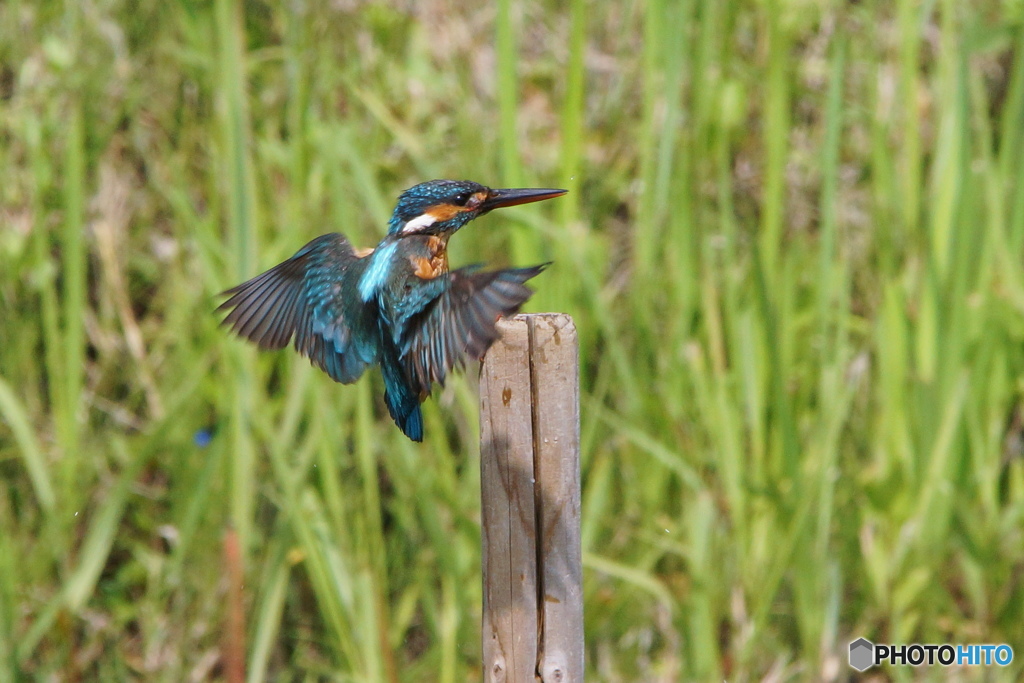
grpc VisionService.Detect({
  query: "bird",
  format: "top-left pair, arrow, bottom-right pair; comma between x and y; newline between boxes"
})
217,179 -> 566,441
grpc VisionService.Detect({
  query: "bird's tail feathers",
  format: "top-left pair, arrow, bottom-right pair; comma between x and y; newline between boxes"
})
381,346 -> 424,441
384,385 -> 423,442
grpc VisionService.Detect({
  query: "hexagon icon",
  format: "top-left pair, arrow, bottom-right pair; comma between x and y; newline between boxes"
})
849,638 -> 874,672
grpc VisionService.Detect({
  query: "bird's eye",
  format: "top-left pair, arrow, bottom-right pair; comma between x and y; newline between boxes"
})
452,192 -> 471,206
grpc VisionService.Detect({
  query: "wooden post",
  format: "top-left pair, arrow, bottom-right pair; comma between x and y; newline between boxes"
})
480,313 -> 583,682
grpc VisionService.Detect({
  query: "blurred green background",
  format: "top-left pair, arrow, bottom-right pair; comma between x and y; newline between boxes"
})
2,0 -> 1024,680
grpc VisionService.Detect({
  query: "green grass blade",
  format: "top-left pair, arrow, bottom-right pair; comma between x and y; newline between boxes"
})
0,377 -> 55,510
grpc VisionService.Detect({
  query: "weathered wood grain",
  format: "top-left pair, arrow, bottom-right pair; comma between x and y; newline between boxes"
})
480,317 -> 538,682
480,313 -> 584,682
528,314 -> 583,682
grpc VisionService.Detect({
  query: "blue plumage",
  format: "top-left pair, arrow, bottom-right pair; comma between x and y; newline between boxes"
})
218,179 -> 565,441
358,242 -> 398,302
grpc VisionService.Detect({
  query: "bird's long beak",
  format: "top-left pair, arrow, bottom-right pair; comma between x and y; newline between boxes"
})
481,187 -> 567,212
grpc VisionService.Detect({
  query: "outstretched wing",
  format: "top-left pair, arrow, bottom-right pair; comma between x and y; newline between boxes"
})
398,264 -> 547,396
218,233 -> 378,384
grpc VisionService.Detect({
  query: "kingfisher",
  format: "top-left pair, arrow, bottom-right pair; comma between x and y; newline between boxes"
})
218,179 -> 566,441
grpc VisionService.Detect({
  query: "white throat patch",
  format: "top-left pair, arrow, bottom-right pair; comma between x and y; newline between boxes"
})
401,213 -> 437,234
